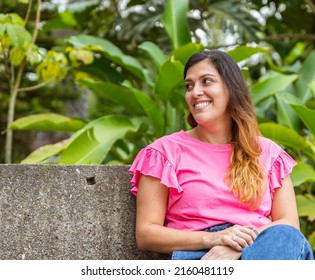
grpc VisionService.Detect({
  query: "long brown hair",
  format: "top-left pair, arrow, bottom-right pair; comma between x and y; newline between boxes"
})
184,50 -> 264,209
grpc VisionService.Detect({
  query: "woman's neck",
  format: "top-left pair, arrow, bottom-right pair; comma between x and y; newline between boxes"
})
190,125 -> 232,144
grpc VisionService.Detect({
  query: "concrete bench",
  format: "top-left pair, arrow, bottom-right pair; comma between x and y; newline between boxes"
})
0,164 -> 168,260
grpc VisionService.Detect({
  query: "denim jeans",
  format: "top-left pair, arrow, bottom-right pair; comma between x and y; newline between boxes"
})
170,223 -> 314,260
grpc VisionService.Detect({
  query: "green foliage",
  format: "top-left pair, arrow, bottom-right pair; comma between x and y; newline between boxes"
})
0,13 -> 32,64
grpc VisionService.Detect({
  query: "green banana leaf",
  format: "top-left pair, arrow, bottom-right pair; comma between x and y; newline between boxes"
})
21,139 -> 70,164
227,46 -> 268,62
295,50 -> 315,103
8,113 -> 86,132
154,57 -> 184,102
291,161 -> 315,187
59,115 -> 136,164
275,94 -> 300,131
161,0 -> 191,49
132,89 -> 164,137
259,122 -> 315,162
80,79 -> 164,135
172,42 -> 205,65
296,194 -> 315,220
79,79 -> 145,115
290,104 -> 315,135
138,41 -> 166,70
250,73 -> 298,105
68,34 -> 148,82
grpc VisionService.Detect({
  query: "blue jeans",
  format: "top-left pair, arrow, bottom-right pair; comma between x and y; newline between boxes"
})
171,223 -> 314,260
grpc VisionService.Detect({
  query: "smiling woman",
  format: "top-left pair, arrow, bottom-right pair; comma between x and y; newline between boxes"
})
128,49 -> 314,260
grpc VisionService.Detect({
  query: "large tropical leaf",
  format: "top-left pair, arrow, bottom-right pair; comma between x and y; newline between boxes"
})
259,122 -> 315,162
227,46 -> 268,63
161,0 -> 191,49
275,94 -> 300,131
76,58 -> 124,83
296,194 -> 315,220
21,139 -> 70,164
138,41 -> 166,70
154,57 -> 184,102
68,35 -> 148,82
171,42 -> 205,65
290,104 -> 315,135
250,73 -> 298,105
79,79 -> 145,115
59,115 -> 136,164
8,113 -> 86,132
132,89 -> 164,137
295,50 -> 315,103
291,162 -> 315,187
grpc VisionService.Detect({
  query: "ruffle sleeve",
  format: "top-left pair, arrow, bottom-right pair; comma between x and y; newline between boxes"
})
269,149 -> 297,193
129,147 -> 183,196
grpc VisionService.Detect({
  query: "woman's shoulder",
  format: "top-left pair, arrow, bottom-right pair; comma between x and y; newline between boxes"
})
258,135 -> 282,151
149,130 -> 186,147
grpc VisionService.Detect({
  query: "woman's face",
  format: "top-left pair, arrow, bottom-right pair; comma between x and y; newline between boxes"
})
184,59 -> 231,127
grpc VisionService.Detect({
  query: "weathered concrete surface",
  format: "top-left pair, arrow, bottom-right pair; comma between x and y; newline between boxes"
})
0,164 -> 168,260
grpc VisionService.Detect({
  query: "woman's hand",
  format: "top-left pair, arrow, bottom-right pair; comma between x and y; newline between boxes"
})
215,225 -> 257,252
201,245 -> 241,260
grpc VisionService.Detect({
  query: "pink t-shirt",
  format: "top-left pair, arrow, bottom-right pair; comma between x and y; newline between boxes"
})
129,130 -> 296,231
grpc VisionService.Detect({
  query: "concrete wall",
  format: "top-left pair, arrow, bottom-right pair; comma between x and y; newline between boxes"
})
0,164 -> 168,260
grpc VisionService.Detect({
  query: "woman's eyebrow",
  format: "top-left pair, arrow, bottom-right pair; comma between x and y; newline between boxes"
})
185,73 -> 216,82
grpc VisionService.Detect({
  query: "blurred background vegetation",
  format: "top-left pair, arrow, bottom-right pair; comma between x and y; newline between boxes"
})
1,0 -> 315,251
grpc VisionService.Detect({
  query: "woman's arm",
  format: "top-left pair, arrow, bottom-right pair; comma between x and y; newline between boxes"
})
136,174 -> 256,253
257,175 -> 300,233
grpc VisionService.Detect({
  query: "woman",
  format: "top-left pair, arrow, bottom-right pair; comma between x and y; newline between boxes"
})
129,50 -> 314,260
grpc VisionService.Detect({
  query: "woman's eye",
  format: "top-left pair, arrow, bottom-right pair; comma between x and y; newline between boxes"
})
185,84 -> 193,91
204,78 -> 212,84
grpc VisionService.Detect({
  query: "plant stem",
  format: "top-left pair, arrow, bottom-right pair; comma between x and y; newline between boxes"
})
18,78 -> 54,92
5,60 -> 25,163
24,0 -> 33,26
4,0 -> 41,163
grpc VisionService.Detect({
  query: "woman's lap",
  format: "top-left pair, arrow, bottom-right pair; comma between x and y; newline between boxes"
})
171,224 -> 314,260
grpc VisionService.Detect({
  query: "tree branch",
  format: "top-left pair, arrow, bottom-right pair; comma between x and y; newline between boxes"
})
263,33 -> 315,41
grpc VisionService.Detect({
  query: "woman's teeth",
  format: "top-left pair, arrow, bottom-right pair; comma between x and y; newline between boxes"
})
194,101 -> 210,109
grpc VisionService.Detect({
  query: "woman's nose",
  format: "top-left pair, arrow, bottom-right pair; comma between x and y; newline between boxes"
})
192,85 -> 204,97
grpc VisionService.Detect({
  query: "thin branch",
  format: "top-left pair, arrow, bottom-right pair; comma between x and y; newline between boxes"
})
263,33 -> 315,41
24,0 -> 33,25
18,78 -> 54,92
207,42 -> 244,49
31,0 -> 41,44
207,32 -> 315,49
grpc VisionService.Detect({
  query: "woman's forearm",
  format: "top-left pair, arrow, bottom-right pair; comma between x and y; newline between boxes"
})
136,224 -> 216,253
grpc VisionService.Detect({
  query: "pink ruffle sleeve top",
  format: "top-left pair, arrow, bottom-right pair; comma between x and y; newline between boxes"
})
129,130 -> 297,231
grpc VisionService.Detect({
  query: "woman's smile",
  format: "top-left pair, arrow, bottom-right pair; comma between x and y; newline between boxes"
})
193,100 -> 212,110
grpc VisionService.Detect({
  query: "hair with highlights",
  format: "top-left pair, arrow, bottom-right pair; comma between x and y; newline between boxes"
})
184,50 -> 264,209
